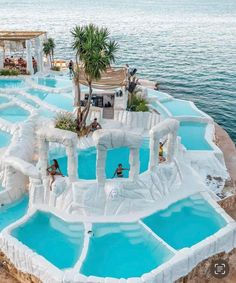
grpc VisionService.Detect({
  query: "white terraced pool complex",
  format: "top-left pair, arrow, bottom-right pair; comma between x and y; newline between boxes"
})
0,73 -> 235,283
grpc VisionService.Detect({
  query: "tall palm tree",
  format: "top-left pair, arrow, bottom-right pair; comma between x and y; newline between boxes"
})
43,38 -> 55,68
71,24 -> 118,134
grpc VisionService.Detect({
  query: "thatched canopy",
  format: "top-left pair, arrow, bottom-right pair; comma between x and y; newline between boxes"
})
0,31 -> 46,42
79,66 -> 128,90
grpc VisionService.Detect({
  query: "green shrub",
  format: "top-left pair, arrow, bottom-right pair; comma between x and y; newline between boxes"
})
135,101 -> 149,112
51,66 -> 60,71
54,112 -> 77,132
0,69 -> 20,76
128,95 -> 149,112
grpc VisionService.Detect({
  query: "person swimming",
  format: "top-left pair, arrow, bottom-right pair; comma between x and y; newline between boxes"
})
46,159 -> 64,190
113,163 -> 129,178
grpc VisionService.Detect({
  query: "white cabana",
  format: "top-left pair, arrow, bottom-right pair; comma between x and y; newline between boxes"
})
0,31 -> 46,74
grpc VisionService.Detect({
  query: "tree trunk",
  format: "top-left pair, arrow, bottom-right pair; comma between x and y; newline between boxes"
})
82,82 -> 92,125
76,85 -> 81,120
49,54 -> 52,68
51,50 -> 54,67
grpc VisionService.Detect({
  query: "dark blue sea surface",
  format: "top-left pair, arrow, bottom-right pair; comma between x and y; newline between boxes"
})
1,0 -> 235,142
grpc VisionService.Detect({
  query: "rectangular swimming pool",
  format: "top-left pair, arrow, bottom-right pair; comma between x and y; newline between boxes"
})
143,193 -> 226,250
178,121 -> 213,150
80,222 -> 174,278
11,211 -> 85,269
0,105 -> 30,123
0,196 -> 28,231
162,99 -> 204,117
0,79 -> 25,88
27,89 -> 73,111
51,141 -> 150,180
33,78 -> 72,89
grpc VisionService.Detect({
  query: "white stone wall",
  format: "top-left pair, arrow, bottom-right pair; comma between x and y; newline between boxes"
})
114,110 -> 160,131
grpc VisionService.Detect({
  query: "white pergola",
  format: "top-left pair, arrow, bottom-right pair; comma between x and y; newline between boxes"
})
0,31 -> 47,74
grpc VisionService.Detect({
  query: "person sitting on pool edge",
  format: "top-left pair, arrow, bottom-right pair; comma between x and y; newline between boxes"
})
47,159 -> 64,190
86,118 -> 102,136
113,163 -> 129,178
159,140 -> 167,162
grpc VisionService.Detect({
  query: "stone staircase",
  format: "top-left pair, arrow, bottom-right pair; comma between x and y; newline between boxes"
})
102,107 -> 114,119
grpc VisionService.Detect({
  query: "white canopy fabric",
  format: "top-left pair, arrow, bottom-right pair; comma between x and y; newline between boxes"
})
79,67 -> 128,90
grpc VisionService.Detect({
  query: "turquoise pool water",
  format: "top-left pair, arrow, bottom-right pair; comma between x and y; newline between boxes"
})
0,79 -> 25,88
0,96 -> 10,104
27,89 -> 73,111
178,121 -> 213,150
11,211 -> 84,269
0,130 -> 12,148
38,108 -> 56,118
143,194 -> 226,250
52,141 -> 150,179
162,99 -> 204,117
147,89 -> 171,101
80,222 -> 173,278
14,94 -> 40,108
0,196 -> 28,231
0,105 -> 30,123
34,78 -> 72,89
151,101 -> 169,118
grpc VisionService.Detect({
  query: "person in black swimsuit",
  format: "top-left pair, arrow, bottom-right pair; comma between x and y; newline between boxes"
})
113,163 -> 129,178
68,60 -> 74,77
47,159 -> 64,190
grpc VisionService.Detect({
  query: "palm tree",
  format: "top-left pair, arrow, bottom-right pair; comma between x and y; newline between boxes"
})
43,38 -> 56,68
71,24 -> 118,134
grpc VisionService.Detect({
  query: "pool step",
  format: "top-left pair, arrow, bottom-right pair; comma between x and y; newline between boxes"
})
50,217 -> 84,239
190,209 -> 215,218
120,224 -> 147,244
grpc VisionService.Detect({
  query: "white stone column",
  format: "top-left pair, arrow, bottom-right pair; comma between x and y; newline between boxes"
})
35,36 -> 43,72
167,131 -> 177,162
149,135 -> 160,171
96,147 -> 107,185
0,47 -> 4,69
26,40 -> 33,74
66,145 -> 78,181
38,139 -> 49,178
129,148 -> 140,180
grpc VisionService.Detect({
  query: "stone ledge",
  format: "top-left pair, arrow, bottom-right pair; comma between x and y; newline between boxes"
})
175,248 -> 236,283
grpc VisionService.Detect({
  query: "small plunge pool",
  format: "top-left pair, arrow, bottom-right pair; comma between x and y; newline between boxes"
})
0,105 -> 30,123
178,121 -> 213,150
0,130 -> 12,148
33,77 -> 72,89
0,96 -> 10,104
143,193 -> 226,250
80,222 -> 174,278
27,89 -> 73,111
0,79 -> 25,88
51,140 -> 150,180
11,211 -> 84,269
0,196 -> 28,231
162,99 -> 203,117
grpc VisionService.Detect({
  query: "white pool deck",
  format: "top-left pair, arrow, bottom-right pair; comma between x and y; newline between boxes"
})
0,74 -> 235,283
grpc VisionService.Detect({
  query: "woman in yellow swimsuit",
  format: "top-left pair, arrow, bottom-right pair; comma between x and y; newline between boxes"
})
159,140 -> 167,162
